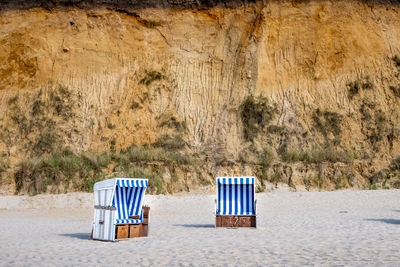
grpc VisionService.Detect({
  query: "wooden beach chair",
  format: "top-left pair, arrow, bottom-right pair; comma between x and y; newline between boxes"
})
215,177 -> 256,228
92,178 -> 150,241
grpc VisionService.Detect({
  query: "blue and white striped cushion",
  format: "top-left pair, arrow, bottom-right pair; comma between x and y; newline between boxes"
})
216,177 -> 255,215
116,219 -> 142,224
113,183 -> 147,224
116,179 -> 148,187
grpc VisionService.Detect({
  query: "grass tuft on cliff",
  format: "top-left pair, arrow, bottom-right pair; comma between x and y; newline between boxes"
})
281,148 -> 353,164
139,70 -> 165,86
14,149 -> 111,195
347,76 -> 374,99
392,55 -> 400,67
312,109 -> 343,138
389,85 -> 400,98
240,95 -> 276,141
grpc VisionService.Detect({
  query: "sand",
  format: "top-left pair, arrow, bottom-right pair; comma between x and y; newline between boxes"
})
1,190 -> 400,266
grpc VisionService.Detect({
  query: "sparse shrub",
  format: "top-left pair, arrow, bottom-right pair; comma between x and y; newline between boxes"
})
14,157 -> 74,195
7,95 -> 30,136
362,75 -> 374,90
118,144 -> 194,166
369,183 -> 377,190
347,80 -> 360,98
131,101 -> 140,110
32,129 -> 60,156
0,157 -> 9,173
281,149 -> 310,163
335,173 -> 351,190
107,122 -> 116,129
7,96 -> 18,106
359,99 -> 375,121
347,76 -> 374,98
121,167 -> 163,194
269,171 -> 283,185
81,173 -> 104,193
14,158 -> 50,195
240,95 -> 276,141
198,174 -> 211,186
390,156 -> 400,171
31,99 -> 44,117
141,92 -> 149,102
375,110 -> 387,135
368,110 -> 387,144
139,70 -> 165,86
152,135 -> 186,150
303,174 -> 321,191
13,143 -> 196,195
312,109 -> 343,137
4,83 -> 77,156
158,115 -> 187,132
257,170 -> 268,183
258,148 -> 275,167
389,156 -> 400,182
392,55 -> 400,67
14,149 -> 112,195
393,180 -> 400,189
49,85 -> 73,118
110,138 -> 116,153
389,85 -> 400,98
267,125 -> 284,134
281,148 -> 353,164
256,184 -> 265,193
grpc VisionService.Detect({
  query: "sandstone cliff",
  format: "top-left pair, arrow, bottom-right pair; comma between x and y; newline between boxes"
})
0,0 -> 400,194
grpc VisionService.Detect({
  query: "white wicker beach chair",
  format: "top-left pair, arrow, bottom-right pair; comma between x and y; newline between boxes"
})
92,178 -> 150,241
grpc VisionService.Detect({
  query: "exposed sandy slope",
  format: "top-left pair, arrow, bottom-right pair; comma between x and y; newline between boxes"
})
0,190 -> 400,265
1,1 -> 400,195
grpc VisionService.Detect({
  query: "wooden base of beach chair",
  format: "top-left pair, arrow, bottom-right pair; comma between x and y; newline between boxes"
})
142,205 -> 150,236
116,223 -> 146,239
116,225 -> 130,239
115,206 -> 150,239
216,215 -> 256,228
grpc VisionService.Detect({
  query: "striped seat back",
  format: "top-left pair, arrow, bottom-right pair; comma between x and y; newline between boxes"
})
216,177 -> 255,215
112,179 -> 148,221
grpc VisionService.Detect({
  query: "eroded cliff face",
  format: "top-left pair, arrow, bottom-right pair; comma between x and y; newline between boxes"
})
1,0 -> 400,194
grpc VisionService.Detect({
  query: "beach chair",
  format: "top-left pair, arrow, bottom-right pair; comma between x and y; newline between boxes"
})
215,177 -> 256,228
92,178 -> 150,241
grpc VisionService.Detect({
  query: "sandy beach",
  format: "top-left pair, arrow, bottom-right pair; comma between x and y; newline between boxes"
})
1,190 -> 400,266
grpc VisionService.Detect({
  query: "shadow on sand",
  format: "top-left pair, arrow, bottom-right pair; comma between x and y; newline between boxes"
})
59,233 -> 91,240
173,224 -> 215,228
364,219 -> 400,225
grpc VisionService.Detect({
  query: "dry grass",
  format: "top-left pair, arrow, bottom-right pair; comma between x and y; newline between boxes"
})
389,85 -> 400,98
281,148 -> 353,164
152,135 -> 186,150
14,149 -> 111,195
139,70 -> 165,86
347,76 -> 375,99
392,55 -> 400,67
312,108 -> 343,138
240,95 -> 277,141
